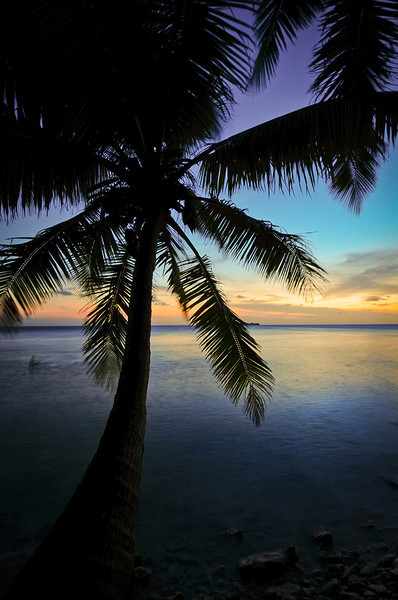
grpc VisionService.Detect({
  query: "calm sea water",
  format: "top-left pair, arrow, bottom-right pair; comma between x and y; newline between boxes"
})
1,324 -> 398,595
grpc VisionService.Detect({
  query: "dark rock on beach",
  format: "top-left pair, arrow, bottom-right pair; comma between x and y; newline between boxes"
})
134,539 -> 398,600
317,550 -> 359,566
225,528 -> 244,539
311,529 -> 333,548
134,565 -> 152,585
237,546 -> 299,584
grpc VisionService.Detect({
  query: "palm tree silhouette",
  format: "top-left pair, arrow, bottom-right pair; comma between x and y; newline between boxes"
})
0,1 -> 396,598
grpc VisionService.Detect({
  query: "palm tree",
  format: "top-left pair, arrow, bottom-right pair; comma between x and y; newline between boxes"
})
201,0 -> 398,211
0,1 -> 396,599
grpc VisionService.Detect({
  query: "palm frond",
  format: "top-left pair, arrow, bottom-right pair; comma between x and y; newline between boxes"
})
80,245 -> 134,391
373,90 -> 398,143
328,144 -> 385,214
130,0 -> 255,149
163,225 -> 273,426
0,209 -> 99,328
0,120 -> 108,221
310,0 -> 398,100
0,204 -> 120,328
193,197 -> 327,298
165,0 -> 254,90
197,96 -> 388,203
251,0 -> 323,88
157,222 -> 188,283
0,235 -> 71,328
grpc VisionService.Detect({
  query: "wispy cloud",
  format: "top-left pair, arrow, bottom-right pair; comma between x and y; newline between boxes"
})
327,248 -> 398,298
56,290 -> 74,296
342,249 -> 397,266
363,295 -> 390,302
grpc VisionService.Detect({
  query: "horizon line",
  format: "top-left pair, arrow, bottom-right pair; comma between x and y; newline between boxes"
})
9,323 -> 398,328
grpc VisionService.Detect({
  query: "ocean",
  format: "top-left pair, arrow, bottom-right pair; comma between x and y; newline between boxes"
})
0,324 -> 397,595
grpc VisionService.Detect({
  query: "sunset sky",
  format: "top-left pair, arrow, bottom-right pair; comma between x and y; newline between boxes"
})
1,26 -> 397,326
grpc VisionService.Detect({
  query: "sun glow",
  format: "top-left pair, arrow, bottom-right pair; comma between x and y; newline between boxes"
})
22,280 -> 398,327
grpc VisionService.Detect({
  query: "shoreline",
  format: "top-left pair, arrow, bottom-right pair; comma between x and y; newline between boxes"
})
133,537 -> 398,600
2,529 -> 398,599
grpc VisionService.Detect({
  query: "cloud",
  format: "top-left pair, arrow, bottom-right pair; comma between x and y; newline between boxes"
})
228,299 -> 398,324
327,248 -> 398,298
375,303 -> 391,307
152,299 -> 169,306
56,290 -> 74,296
340,249 -> 398,267
232,293 -> 287,304
363,295 -> 389,302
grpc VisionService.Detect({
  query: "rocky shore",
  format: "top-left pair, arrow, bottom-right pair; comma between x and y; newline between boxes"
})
2,530 -> 398,599
133,532 -> 398,600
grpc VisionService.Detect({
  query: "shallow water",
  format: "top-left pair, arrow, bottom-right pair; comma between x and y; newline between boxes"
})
1,325 -> 397,595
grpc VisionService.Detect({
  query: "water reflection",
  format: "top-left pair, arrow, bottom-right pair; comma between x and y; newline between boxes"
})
1,326 -> 397,595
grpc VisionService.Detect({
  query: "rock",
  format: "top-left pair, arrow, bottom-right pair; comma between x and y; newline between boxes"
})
388,582 -> 398,594
346,574 -> 368,592
237,546 -> 299,584
360,562 -> 377,577
317,551 -> 358,566
324,577 -> 340,597
263,582 -> 303,599
345,563 -> 360,577
134,565 -> 152,585
325,563 -> 346,580
301,586 -> 318,597
338,593 -> 361,600
377,553 -> 396,568
282,571 -> 299,584
375,542 -> 390,551
311,529 -> 333,547
368,583 -> 388,595
225,528 -> 243,538
389,567 -> 398,580
135,542 -> 398,600
379,569 -> 391,584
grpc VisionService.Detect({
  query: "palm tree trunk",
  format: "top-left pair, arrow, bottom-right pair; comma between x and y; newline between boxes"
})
4,213 -> 165,600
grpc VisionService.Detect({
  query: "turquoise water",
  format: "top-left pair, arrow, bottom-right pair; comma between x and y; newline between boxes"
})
1,325 -> 398,595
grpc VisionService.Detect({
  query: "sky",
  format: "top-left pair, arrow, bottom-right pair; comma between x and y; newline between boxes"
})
0,25 -> 397,326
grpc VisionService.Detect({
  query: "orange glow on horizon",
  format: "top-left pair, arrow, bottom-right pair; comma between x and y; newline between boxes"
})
20,280 -> 397,326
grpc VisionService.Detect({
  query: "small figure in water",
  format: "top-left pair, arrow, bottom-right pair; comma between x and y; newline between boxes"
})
29,355 -> 39,368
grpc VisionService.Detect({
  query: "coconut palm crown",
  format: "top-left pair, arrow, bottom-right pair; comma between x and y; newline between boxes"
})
0,1 -> 397,599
